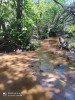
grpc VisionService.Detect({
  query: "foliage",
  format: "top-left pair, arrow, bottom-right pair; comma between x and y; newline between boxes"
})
40,32 -> 49,39
0,0 -> 35,52
26,41 -> 41,50
52,27 -> 61,33
67,25 -> 75,37
0,30 -> 3,33
68,39 -> 75,47
0,0 -> 75,52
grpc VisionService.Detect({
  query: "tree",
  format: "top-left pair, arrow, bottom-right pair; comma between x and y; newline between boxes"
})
16,0 -> 23,33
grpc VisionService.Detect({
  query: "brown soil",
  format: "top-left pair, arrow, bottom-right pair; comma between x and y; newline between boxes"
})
0,38 -> 75,100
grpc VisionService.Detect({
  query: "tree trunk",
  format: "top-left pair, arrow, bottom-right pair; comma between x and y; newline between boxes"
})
16,0 -> 23,33
0,18 -> 6,32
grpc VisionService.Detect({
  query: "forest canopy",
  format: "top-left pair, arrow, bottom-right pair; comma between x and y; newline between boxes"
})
0,0 -> 75,52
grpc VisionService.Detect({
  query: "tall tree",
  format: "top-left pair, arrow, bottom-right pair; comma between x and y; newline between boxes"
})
16,0 -> 23,33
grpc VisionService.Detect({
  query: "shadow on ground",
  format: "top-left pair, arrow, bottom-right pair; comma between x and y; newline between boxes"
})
0,37 -> 75,100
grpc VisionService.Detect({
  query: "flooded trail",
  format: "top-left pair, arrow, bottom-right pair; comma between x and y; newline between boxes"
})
33,38 -> 75,100
0,38 -> 75,100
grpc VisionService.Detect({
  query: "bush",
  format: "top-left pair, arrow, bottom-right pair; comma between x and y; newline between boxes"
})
63,32 -> 73,38
49,27 -> 61,37
67,25 -> 75,38
40,32 -> 49,39
68,39 -> 75,47
26,41 -> 41,50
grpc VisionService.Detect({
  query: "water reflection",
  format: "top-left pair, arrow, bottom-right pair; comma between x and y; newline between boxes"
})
36,49 -> 75,100
65,85 -> 75,100
37,52 -> 55,72
0,38 -> 75,100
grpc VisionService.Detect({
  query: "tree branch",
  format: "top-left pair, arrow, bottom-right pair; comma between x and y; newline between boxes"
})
53,0 -> 65,8
53,0 -> 75,16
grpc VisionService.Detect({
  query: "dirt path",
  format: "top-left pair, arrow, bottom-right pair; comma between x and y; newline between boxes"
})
0,38 -> 75,100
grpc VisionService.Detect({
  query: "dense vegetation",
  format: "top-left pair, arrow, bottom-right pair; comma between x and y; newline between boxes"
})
0,0 -> 75,52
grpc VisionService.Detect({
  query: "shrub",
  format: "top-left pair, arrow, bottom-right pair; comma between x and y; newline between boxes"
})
67,25 -> 75,38
49,27 -> 61,37
40,32 -> 49,39
26,41 -> 41,50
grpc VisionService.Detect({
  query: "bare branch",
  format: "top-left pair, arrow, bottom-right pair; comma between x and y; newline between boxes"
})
53,0 -> 75,16
53,0 -> 65,8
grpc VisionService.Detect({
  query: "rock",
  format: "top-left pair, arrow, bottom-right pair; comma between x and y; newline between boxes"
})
58,36 -> 68,50
40,70 -> 44,72
69,45 -> 75,54
64,52 -> 75,62
16,49 -> 22,53
31,59 -> 41,67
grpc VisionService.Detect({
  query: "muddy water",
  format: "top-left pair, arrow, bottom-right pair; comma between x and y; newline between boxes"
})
0,38 -> 75,100
35,39 -> 75,100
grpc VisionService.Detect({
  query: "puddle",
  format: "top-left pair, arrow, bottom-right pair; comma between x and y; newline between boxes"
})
65,85 -> 75,100
35,41 -> 75,100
